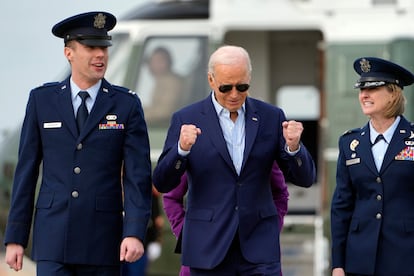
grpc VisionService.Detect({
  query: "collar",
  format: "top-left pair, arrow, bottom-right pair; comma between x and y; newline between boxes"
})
369,116 -> 400,144
70,78 -> 101,102
210,91 -> 246,117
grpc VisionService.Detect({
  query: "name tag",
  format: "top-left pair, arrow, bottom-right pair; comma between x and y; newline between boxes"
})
346,158 -> 360,166
43,122 -> 62,128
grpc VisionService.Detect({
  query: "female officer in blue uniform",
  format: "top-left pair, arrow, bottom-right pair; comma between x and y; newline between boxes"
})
331,57 -> 414,276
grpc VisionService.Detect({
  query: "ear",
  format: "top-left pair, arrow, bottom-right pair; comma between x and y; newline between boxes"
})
64,46 -> 73,62
207,72 -> 215,89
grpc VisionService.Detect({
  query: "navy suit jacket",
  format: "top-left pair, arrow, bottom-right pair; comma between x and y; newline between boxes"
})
4,77 -> 152,266
331,116 -> 414,275
153,94 -> 315,269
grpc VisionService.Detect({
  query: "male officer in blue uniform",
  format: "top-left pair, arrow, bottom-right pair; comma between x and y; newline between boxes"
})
331,57 -> 414,275
3,12 -> 152,276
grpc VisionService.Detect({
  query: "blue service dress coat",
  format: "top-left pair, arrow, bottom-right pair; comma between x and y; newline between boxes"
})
153,94 -> 316,270
331,116 -> 414,275
4,77 -> 152,266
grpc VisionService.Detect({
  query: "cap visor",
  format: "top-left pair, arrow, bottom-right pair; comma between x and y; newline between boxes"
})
78,39 -> 112,47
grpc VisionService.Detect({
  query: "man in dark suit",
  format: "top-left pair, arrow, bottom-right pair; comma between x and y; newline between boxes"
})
4,12 -> 152,275
153,45 -> 316,275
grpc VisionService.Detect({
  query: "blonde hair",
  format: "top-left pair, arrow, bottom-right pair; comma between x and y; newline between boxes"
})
384,83 -> 406,118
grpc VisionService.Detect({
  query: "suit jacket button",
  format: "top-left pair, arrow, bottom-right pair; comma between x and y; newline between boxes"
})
77,143 -> 83,150
376,213 -> 382,219
175,160 -> 182,170
376,177 -> 382,183
74,167 -> 81,174
376,195 -> 382,201
71,190 -> 79,198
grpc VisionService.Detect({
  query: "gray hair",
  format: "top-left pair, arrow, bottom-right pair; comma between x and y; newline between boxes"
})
208,45 -> 252,75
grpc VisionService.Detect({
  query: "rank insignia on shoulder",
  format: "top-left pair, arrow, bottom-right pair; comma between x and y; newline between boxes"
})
343,127 -> 360,136
34,82 -> 59,89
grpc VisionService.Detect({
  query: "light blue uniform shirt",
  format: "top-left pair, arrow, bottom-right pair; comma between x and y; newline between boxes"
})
70,78 -> 101,116
370,116 -> 400,171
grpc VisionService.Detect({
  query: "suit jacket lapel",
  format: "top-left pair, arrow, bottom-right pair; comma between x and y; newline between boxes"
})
241,98 -> 259,172
201,96 -> 236,174
79,80 -> 114,141
380,117 -> 412,173
357,125 -> 378,175
56,78 -> 78,139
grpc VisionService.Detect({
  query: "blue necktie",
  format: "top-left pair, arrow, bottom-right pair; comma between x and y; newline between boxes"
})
76,91 -> 90,132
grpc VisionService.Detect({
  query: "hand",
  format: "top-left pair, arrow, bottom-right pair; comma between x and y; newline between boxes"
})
5,243 -> 24,271
282,120 -> 303,152
179,124 -> 202,151
120,237 -> 144,263
332,267 -> 345,276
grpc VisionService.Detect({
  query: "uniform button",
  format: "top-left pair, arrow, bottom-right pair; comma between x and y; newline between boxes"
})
71,190 -> 79,198
74,167 -> 81,174
77,143 -> 83,150
175,160 -> 182,170
376,213 -> 382,219
376,177 -> 382,183
235,206 -> 238,211
376,195 -> 382,201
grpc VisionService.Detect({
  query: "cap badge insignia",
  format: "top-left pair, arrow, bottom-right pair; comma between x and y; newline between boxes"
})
350,139 -> 359,151
94,13 -> 106,29
360,58 -> 371,73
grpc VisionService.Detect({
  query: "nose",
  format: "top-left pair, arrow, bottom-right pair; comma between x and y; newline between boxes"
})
94,46 -> 107,56
228,87 -> 239,97
359,89 -> 369,97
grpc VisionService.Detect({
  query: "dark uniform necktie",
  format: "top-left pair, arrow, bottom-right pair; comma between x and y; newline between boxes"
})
76,91 -> 90,131
372,134 -> 385,146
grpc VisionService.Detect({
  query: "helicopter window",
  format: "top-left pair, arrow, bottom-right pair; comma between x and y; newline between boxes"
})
276,85 -> 319,175
135,37 -> 209,126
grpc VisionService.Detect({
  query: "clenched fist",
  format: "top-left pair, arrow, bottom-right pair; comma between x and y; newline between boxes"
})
179,124 -> 202,151
282,120 -> 303,152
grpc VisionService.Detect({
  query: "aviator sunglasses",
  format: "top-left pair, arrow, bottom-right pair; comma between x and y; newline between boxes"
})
211,73 -> 250,93
218,83 -> 250,93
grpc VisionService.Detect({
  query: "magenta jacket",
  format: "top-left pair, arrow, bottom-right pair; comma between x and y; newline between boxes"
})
163,161 -> 289,275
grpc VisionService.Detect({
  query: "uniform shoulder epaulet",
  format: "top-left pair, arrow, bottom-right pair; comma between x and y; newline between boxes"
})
33,81 -> 60,90
111,84 -> 137,96
342,127 -> 361,136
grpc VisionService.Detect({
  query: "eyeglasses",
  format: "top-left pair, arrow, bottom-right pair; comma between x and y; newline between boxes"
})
218,84 -> 250,93
210,73 -> 250,93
